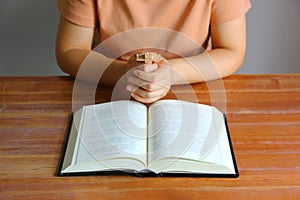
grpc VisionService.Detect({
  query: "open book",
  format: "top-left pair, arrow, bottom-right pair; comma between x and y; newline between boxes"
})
58,100 -> 238,177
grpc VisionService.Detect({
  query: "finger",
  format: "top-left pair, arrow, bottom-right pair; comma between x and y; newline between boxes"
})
127,63 -> 157,77
129,86 -> 168,100
131,91 -> 167,103
128,76 -> 149,89
133,69 -> 164,82
127,85 -> 158,103
134,65 -> 170,82
126,84 -> 138,93
151,65 -> 170,81
125,63 -> 146,80
131,93 -> 161,104
128,76 -> 166,91
133,70 -> 155,82
132,64 -> 159,82
143,63 -> 158,72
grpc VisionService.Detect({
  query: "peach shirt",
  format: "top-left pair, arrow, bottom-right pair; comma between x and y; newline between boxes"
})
57,0 -> 251,59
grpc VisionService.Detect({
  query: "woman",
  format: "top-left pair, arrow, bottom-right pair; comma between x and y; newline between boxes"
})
56,0 -> 251,103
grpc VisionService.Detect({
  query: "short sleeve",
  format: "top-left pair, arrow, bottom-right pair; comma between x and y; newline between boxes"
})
210,0 -> 252,25
57,0 -> 97,27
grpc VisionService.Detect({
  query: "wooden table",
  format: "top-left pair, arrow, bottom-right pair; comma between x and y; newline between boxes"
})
0,74 -> 299,199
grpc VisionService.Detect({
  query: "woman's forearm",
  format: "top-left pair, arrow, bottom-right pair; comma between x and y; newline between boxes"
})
169,48 -> 244,85
56,48 -> 128,86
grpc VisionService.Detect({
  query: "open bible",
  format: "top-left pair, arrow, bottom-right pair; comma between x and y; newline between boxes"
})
58,100 -> 238,177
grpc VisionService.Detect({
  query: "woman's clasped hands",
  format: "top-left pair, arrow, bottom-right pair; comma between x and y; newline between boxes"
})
126,56 -> 172,104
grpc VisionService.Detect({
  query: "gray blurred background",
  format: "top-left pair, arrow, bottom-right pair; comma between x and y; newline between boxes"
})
0,0 -> 299,76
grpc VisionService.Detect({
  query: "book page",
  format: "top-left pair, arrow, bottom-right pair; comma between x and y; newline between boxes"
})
148,100 -> 223,167
74,101 -> 148,168
149,118 -> 236,174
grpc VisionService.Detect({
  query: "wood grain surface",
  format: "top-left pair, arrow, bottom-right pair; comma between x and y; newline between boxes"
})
0,74 -> 299,199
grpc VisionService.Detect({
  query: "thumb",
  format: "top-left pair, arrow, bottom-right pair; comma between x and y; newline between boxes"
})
143,63 -> 158,72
